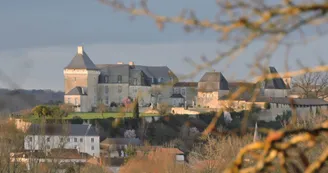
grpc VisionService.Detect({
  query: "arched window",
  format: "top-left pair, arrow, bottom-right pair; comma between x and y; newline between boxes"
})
133,78 -> 138,85
104,75 -> 109,83
117,75 -> 122,83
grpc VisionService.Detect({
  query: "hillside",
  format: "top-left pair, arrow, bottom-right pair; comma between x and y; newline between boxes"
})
0,88 -> 64,114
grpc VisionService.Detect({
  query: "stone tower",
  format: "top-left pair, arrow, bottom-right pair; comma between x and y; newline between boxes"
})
64,46 -> 100,112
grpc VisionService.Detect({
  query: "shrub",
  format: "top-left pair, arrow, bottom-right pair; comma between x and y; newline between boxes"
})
71,116 -> 83,124
157,103 -> 170,116
110,102 -> 117,107
264,102 -> 271,110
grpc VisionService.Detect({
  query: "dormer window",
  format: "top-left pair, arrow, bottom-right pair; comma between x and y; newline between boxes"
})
117,75 -> 122,83
104,75 -> 109,83
158,77 -> 164,83
133,78 -> 138,85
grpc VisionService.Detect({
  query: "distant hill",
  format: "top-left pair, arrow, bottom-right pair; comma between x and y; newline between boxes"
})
0,88 -> 64,114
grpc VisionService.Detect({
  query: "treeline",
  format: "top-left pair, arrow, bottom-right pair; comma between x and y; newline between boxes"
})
0,88 -> 64,114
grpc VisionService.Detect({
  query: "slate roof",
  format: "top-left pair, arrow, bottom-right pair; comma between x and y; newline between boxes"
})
228,81 -> 256,89
198,72 -> 229,92
65,51 -> 98,70
66,87 -> 87,95
170,93 -> 185,98
173,82 -> 198,87
26,124 -> 98,136
97,64 -> 130,83
264,67 -> 289,89
96,64 -> 176,84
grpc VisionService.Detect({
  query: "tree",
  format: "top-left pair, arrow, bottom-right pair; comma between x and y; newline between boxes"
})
124,129 -> 136,138
293,72 -> 328,99
132,99 -> 140,119
149,87 -> 162,106
59,103 -> 74,117
32,105 -> 43,117
157,103 -> 170,116
65,166 -> 76,173
96,103 -> 108,118
71,116 -> 84,124
32,105 -> 51,117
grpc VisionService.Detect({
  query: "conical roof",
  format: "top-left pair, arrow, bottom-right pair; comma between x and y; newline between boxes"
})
64,46 -> 98,70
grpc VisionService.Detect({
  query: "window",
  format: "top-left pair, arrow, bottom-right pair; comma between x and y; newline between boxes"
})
29,137 -> 32,142
60,137 -> 63,142
117,75 -> 122,83
158,77 -> 164,83
67,138 -> 70,142
74,98 -> 78,105
104,75 -> 109,83
105,86 -> 109,94
80,138 -> 83,142
67,98 -> 71,104
118,86 -> 122,93
74,138 -> 77,142
91,138 -> 94,143
94,96 -> 97,105
181,89 -> 186,95
133,78 -> 138,85
105,96 -> 109,104
74,77 -> 77,81
151,78 -> 154,83
91,146 -> 94,150
47,137 -> 50,142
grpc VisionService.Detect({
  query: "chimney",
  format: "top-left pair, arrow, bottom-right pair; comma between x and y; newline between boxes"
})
77,46 -> 84,55
117,62 -> 124,64
129,61 -> 135,66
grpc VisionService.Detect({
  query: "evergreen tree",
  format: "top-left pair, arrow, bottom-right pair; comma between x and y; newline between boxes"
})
133,99 -> 139,119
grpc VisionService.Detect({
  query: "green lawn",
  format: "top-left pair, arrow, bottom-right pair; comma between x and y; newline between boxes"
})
26,112 -> 159,121
65,112 -> 158,119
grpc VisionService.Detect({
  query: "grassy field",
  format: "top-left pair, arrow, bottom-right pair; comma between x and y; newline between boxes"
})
26,112 -> 159,121
65,112 -> 158,119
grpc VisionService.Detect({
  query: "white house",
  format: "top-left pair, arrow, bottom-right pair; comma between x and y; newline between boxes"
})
24,124 -> 100,157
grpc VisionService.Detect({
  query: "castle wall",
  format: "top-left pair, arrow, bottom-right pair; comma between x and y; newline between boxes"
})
64,69 -> 100,112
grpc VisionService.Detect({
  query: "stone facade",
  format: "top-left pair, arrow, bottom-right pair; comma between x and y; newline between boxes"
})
172,82 -> 198,106
64,46 -> 177,112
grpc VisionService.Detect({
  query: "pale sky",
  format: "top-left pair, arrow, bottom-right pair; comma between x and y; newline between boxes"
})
0,1 -> 327,91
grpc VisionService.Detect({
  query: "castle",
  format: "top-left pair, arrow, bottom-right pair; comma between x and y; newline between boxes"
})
64,46 -> 177,112
64,46 -> 296,112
